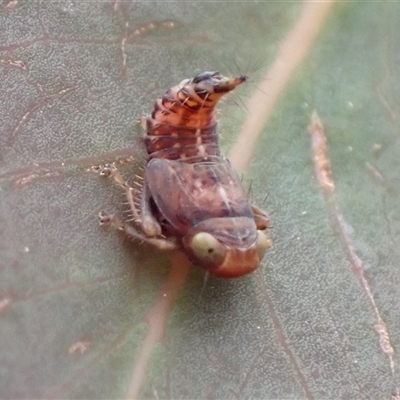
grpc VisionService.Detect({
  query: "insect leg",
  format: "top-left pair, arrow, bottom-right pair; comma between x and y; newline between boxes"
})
100,164 -> 163,238
251,204 -> 270,230
132,181 -> 163,238
99,212 -> 178,251
100,163 -> 142,226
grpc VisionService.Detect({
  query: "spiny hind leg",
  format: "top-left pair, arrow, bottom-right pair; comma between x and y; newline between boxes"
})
99,212 -> 178,251
134,181 -> 163,238
100,164 -> 162,238
251,204 -> 270,230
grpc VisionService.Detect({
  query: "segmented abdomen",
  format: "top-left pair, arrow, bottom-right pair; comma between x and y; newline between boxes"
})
144,72 -> 246,161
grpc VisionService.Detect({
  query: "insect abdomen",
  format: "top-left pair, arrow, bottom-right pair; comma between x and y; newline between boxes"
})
144,72 -> 246,161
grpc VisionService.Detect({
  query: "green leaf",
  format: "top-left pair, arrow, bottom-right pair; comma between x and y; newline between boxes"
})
1,1 -> 399,398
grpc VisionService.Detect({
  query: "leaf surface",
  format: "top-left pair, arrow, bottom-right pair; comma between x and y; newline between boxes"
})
1,2 -> 399,399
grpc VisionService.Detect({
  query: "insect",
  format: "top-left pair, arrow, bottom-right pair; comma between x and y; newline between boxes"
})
99,71 -> 272,278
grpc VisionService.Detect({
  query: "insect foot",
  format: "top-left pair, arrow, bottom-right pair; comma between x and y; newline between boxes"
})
99,164 -> 128,188
98,211 -> 111,225
98,211 -> 123,230
100,71 -> 272,278
99,164 -> 117,177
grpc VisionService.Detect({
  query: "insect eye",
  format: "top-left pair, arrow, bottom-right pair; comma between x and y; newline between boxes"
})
256,231 -> 273,260
190,232 -> 227,266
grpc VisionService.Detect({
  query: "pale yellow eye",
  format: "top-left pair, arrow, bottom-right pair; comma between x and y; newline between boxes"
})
190,232 -> 227,266
256,231 -> 273,260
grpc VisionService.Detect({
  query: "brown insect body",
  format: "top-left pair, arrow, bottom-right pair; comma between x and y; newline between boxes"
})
145,72 -> 246,161
100,72 -> 272,278
141,72 -> 272,277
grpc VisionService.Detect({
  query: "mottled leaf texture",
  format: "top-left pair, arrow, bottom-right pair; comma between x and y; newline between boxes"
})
1,2 -> 400,399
